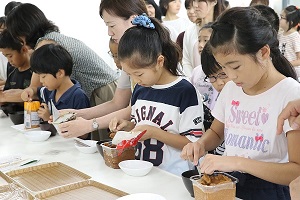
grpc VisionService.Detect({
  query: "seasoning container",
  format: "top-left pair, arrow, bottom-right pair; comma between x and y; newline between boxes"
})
190,172 -> 238,200
24,101 -> 40,129
101,141 -> 135,169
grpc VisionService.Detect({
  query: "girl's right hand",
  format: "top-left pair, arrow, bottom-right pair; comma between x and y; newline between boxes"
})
109,117 -> 134,133
21,87 -> 34,101
181,140 -> 206,166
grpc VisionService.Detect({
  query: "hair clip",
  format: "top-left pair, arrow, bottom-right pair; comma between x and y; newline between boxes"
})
132,13 -> 155,29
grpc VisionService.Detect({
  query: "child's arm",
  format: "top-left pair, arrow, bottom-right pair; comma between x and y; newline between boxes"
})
181,119 -> 225,165
200,129 -> 300,186
290,176 -> 300,200
21,87 -> 38,101
130,125 -> 195,150
290,52 -> 300,67
0,89 -> 25,102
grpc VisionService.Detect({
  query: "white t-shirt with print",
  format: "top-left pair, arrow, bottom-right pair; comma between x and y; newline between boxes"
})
278,32 -> 300,76
131,77 -> 205,176
212,78 -> 300,163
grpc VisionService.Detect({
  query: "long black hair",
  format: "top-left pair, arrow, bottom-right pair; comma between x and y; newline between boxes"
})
118,16 -> 182,76
209,7 -> 297,80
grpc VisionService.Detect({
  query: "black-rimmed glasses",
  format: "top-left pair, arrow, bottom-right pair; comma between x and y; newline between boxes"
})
204,72 -> 228,83
280,16 -> 287,20
107,50 -> 118,59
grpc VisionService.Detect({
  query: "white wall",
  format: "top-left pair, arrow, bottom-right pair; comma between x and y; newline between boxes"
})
0,0 -> 114,68
1,0 -> 294,69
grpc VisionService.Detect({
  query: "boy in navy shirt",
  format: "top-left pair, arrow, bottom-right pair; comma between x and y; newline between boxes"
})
27,44 -> 90,138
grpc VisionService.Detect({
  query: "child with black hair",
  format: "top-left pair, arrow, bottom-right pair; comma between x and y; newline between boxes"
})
191,23 -> 217,110
109,14 -> 205,176
253,4 -> 279,33
28,44 -> 90,123
201,44 -> 230,155
181,7 -> 300,199
0,29 -> 32,113
278,5 -> 300,78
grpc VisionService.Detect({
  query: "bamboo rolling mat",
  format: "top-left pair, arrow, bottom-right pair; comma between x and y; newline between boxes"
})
0,171 -> 12,186
6,162 -> 91,193
34,180 -> 128,200
0,171 -> 34,200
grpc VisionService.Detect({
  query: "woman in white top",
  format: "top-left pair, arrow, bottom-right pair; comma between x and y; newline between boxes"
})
182,0 -> 226,77
56,0 -> 149,139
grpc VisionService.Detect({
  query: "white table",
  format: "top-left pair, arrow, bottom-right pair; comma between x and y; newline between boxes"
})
0,117 -> 193,200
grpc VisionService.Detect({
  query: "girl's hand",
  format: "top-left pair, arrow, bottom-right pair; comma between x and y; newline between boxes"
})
57,117 -> 90,138
277,99 -> 300,134
109,117 -> 134,132
130,125 -> 155,141
181,140 -> 206,166
38,103 -> 50,121
200,154 -> 239,174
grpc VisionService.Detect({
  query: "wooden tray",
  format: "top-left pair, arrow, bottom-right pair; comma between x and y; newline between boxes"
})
34,180 -> 128,200
0,170 -> 12,186
6,162 -> 91,194
0,171 -> 34,200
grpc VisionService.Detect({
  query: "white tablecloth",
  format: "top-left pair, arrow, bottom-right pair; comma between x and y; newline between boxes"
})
0,117 -> 193,200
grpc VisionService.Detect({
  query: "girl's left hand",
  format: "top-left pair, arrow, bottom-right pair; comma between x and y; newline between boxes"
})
200,154 -> 239,174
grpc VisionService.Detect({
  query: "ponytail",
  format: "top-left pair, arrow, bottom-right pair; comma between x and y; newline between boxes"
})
270,47 -> 298,80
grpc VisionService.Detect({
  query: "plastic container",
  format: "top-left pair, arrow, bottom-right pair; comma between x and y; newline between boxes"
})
100,141 -> 135,169
24,101 -> 40,129
190,172 -> 238,200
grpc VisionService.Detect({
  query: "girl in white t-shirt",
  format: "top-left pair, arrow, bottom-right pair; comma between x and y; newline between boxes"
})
159,0 -> 192,41
278,5 -> 300,77
191,23 -> 218,110
181,7 -> 300,200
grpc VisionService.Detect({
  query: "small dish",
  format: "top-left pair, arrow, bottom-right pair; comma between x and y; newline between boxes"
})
117,193 -> 166,200
74,139 -> 98,154
24,131 -> 51,142
40,121 -> 57,136
181,169 -> 199,197
118,160 -> 153,177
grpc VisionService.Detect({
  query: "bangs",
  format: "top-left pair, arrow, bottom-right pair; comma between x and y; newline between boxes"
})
121,52 -> 157,69
210,42 -> 237,57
